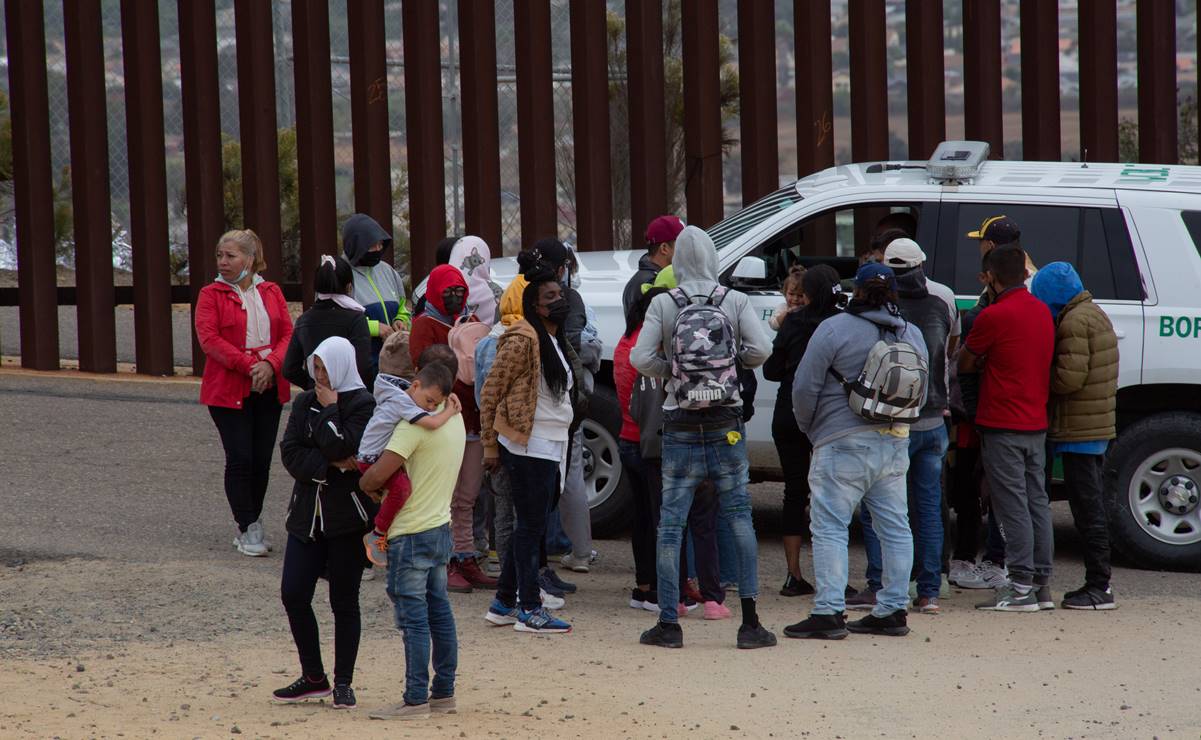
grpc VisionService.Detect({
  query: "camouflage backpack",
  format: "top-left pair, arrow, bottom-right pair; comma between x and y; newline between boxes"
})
668,287 -> 739,410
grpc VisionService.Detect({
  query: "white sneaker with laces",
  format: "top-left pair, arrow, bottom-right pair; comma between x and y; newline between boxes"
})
256,517 -> 274,552
540,589 -> 566,610
978,560 -> 1009,589
948,559 -> 976,587
560,550 -> 598,573
235,523 -> 268,557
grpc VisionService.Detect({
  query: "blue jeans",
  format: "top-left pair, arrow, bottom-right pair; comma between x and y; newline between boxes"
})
862,425 -> 948,598
386,523 -> 458,706
809,431 -> 913,617
657,422 -> 758,623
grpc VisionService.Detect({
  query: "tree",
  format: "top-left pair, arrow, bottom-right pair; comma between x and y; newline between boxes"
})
219,128 -> 303,281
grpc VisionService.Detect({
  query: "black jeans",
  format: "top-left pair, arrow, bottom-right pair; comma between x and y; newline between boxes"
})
772,396 -> 812,537
951,441 -> 1007,565
686,480 -> 723,603
209,389 -> 283,531
495,448 -> 558,609
280,532 -> 364,686
620,441 -> 661,588
1062,452 -> 1112,589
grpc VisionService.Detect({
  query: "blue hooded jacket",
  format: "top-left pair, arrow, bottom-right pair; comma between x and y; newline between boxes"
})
1030,261 -> 1083,320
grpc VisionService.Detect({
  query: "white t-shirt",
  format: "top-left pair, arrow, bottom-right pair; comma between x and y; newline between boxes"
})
499,338 -> 574,487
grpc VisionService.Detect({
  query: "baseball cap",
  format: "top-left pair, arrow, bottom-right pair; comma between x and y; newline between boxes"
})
966,215 -> 1020,245
645,215 -> 685,246
854,262 -> 897,289
883,238 -> 927,269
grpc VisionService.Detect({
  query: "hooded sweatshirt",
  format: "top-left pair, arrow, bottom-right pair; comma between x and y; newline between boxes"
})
622,253 -> 664,317
630,225 -> 771,422
449,235 -> 502,325
342,213 -> 410,341
894,266 -> 954,431
792,304 -> 929,449
1030,262 -> 1118,449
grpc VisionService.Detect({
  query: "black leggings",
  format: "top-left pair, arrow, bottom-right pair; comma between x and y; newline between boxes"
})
209,389 -> 282,531
772,397 -> 812,537
280,532 -> 364,686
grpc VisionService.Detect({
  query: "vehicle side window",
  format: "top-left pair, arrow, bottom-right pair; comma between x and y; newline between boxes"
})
721,201 -> 937,288
937,203 -> 1142,301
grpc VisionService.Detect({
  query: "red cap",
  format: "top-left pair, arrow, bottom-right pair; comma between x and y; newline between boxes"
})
645,215 -> 685,247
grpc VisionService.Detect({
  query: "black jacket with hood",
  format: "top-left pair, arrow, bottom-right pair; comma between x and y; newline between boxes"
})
281,387 -> 377,541
621,253 -> 662,318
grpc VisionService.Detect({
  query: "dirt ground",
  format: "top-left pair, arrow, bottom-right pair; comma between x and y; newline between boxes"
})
2,371 -> 1200,739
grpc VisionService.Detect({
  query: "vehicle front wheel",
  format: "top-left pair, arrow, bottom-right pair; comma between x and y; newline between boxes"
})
581,384 -> 632,537
1105,412 -> 1201,572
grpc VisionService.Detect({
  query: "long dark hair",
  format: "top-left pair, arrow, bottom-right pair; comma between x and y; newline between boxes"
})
800,264 -> 844,319
314,255 -> 354,295
624,286 -> 668,338
522,272 -> 571,399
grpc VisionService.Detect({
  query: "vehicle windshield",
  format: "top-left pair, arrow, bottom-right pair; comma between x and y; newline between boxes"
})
708,184 -> 803,251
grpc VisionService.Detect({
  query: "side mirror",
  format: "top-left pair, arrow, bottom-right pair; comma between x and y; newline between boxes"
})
731,256 -> 767,282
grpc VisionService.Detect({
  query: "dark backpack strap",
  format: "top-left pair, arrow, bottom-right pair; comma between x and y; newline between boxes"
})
707,286 -> 730,307
827,366 -> 851,394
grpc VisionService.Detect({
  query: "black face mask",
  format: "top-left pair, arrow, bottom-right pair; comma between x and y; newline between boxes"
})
442,294 -> 464,316
546,298 -> 571,325
358,250 -> 383,267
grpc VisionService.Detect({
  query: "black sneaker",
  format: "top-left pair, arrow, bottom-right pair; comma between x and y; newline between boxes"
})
332,684 -> 356,709
780,574 -> 816,597
538,570 -> 567,598
845,587 -> 878,611
541,566 -> 577,594
783,613 -> 849,640
272,675 -> 332,703
847,609 -> 910,636
629,588 -> 660,612
736,622 -> 778,650
845,584 -> 859,599
640,621 -> 683,648
1062,584 -> 1117,611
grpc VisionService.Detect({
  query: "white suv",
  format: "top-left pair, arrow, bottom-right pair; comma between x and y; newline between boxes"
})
479,142 -> 1201,571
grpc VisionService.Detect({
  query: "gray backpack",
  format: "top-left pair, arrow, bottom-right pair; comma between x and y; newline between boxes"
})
668,287 -> 739,410
829,320 -> 928,423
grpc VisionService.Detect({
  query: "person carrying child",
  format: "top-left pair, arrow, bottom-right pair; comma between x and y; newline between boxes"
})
359,331 -> 462,566
768,265 -> 807,331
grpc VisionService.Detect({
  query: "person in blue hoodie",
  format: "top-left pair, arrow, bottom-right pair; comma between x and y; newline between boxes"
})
341,214 -> 411,375
1030,262 -> 1119,610
785,263 -> 928,641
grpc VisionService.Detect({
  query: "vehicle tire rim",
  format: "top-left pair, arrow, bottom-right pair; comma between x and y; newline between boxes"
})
580,419 -> 620,510
1128,448 -> 1201,546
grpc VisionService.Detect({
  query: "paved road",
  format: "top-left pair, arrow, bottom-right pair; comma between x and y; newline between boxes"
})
0,306 -> 198,369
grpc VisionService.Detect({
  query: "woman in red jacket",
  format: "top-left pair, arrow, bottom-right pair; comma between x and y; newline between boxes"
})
195,229 -> 294,557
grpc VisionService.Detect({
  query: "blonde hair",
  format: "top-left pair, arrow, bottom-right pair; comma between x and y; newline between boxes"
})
217,229 -> 267,275
782,264 -> 806,294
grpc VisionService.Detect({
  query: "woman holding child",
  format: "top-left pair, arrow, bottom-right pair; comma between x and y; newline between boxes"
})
273,336 -> 376,710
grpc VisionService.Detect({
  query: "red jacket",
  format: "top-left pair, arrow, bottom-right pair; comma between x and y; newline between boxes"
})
614,329 -> 640,443
409,312 -> 481,435
196,280 -> 294,408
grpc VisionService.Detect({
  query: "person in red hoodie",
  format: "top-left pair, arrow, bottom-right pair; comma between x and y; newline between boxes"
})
409,265 -> 495,592
195,229 -> 294,557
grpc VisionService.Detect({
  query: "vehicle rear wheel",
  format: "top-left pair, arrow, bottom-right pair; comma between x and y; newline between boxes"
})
582,384 -> 632,537
1105,412 -> 1201,572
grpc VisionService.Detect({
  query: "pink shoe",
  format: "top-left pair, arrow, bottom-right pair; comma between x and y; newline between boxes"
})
703,601 -> 732,620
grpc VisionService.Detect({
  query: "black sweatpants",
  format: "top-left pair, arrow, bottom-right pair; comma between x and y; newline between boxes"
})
772,396 -> 812,537
280,532 -> 364,687
1062,452 -> 1112,589
208,389 -> 282,532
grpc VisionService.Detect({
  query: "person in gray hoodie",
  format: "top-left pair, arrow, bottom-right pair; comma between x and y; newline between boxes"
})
630,225 -> 775,651
341,214 -> 411,376
784,263 -> 927,641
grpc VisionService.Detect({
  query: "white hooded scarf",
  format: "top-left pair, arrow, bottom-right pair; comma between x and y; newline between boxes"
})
307,336 -> 367,393
448,235 -> 500,326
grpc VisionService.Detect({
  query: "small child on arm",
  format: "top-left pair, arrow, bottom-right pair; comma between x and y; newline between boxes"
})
359,332 -> 461,565
769,265 -> 807,331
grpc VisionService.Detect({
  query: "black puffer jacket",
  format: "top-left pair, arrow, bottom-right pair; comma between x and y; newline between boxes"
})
282,300 -> 376,391
280,387 -> 377,541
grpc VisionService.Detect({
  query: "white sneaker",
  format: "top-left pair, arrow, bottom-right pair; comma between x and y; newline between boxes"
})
948,559 -> 976,587
540,589 -> 566,610
978,560 -> 1010,589
560,550 -> 598,573
256,517 -> 274,552
361,565 -> 376,582
234,524 -> 268,557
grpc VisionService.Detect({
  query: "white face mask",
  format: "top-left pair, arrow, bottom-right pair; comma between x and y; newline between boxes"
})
233,267 -> 250,284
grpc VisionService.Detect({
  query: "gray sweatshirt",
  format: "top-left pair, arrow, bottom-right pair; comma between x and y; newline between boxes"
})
630,225 -> 771,414
792,305 -> 929,449
357,374 -> 426,461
